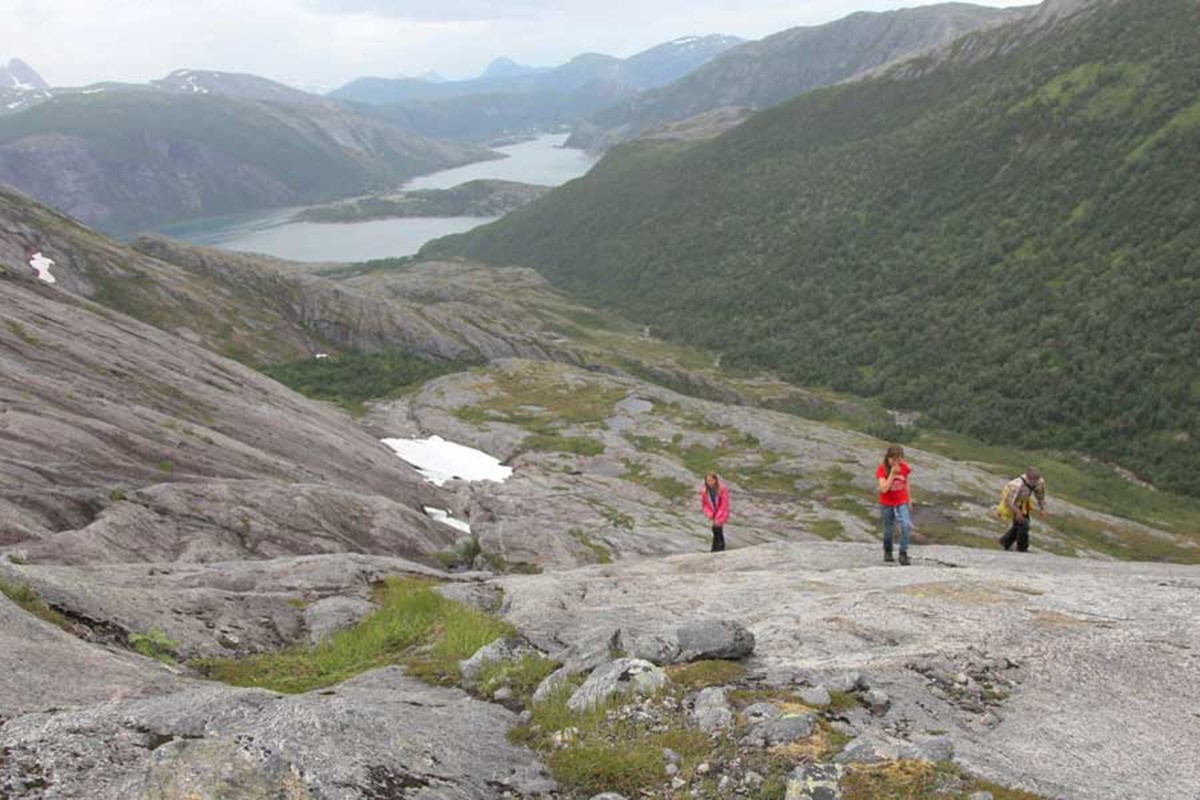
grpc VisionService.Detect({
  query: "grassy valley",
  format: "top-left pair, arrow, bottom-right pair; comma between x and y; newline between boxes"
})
427,0 -> 1200,497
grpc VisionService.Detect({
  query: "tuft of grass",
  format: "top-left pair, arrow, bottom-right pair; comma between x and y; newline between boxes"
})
809,518 -> 847,541
522,433 -> 605,457
130,627 -> 179,664
841,761 -> 1049,800
569,530 -> 613,564
666,660 -> 747,691
826,690 -> 864,713
198,577 -> 514,694
474,653 -> 561,703
6,320 -> 42,346
0,579 -> 70,630
156,460 -> 174,474
622,460 -> 691,500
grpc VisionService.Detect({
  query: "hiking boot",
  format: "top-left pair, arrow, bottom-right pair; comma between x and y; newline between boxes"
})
883,549 -> 894,563
898,552 -> 911,566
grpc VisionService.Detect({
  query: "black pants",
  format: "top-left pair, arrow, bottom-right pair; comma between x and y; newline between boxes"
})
1000,517 -> 1030,552
711,526 -> 726,552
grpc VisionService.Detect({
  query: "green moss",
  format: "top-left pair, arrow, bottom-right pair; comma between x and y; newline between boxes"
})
0,579 -> 71,630
197,577 -> 514,693
522,433 -> 605,457
6,320 -> 42,346
129,627 -> 179,664
809,518 -> 847,541
666,660 -> 747,691
569,530 -> 613,564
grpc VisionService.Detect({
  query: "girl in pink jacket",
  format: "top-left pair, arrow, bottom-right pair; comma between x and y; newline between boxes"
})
700,472 -> 730,552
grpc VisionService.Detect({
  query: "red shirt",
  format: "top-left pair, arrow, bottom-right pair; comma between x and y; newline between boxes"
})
876,461 -> 911,506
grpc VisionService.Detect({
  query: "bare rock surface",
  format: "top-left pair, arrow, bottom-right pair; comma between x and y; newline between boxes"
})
493,541 -> 1200,800
0,667 -> 553,799
0,593 -> 189,720
0,553 -> 444,660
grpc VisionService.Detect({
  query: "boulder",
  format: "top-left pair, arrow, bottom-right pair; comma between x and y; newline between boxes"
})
692,687 -> 734,734
785,763 -> 845,800
798,685 -> 832,707
834,731 -> 954,765
676,619 -> 755,661
567,659 -> 667,712
305,595 -> 375,644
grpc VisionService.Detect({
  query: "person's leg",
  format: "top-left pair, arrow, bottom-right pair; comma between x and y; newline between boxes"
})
895,504 -> 913,564
1016,518 -> 1030,552
711,525 -> 726,552
881,506 -> 895,560
998,520 -> 1017,550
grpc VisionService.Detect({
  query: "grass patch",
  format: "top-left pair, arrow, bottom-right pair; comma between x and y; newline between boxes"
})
6,320 -> 42,346
826,690 -> 865,713
474,652 -> 561,703
129,627 -> 179,664
569,530 -> 613,564
809,518 -> 847,541
522,433 -> 605,457
197,577 -> 513,693
666,660 -> 747,691
261,351 -> 472,415
516,680 -> 714,798
0,579 -> 70,630
622,460 -> 691,500
842,761 -> 1048,800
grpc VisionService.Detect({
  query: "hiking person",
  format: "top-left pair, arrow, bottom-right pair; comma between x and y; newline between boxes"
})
876,445 -> 913,565
700,472 -> 730,552
998,467 -> 1047,552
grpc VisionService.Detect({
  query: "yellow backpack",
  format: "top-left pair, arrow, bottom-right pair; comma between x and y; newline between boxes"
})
995,478 -> 1033,520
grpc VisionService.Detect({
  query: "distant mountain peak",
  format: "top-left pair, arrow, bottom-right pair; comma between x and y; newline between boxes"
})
0,58 -> 50,91
480,57 -> 550,80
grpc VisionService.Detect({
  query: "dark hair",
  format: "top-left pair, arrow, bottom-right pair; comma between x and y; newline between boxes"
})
884,445 -> 905,465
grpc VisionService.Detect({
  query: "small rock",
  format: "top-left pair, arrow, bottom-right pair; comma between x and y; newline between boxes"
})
763,712 -> 817,746
954,672 -> 971,686
662,748 -> 681,764
798,685 -> 831,707
532,666 -> 571,705
825,672 -> 866,693
567,659 -> 668,712
696,762 -> 711,775
551,727 -> 579,749
743,702 -> 782,725
493,687 -> 513,702
743,771 -> 764,790
717,775 -> 732,793
676,619 -> 756,661
518,710 -> 533,725
590,794 -> 627,800
864,689 -> 891,713
968,793 -> 994,800
785,763 -> 844,800
671,776 -> 687,790
665,763 -> 679,777
693,687 -> 734,734
460,637 -> 535,686
216,631 -> 240,649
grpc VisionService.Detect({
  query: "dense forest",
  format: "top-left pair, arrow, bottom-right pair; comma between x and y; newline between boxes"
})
427,0 -> 1200,495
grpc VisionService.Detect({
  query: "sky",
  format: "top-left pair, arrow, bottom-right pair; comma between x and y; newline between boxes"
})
2,0 -> 1033,92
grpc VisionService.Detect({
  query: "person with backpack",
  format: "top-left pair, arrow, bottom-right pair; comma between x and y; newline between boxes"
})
700,472 -> 730,552
876,445 -> 914,565
997,467 -> 1047,552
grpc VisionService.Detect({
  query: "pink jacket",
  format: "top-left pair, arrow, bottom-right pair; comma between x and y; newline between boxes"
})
700,484 -> 730,526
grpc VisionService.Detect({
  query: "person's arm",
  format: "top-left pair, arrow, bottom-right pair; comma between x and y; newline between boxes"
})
1035,481 -> 1048,518
877,465 -> 896,493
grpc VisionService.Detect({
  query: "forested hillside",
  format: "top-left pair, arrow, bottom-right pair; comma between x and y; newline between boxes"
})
427,0 -> 1200,495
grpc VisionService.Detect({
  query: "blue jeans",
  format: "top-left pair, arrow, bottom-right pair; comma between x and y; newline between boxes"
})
881,504 -> 912,554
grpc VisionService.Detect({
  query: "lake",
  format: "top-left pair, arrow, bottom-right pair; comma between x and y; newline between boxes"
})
152,133 -> 598,263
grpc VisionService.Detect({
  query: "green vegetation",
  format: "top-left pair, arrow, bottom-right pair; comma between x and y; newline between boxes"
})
129,628 -> 179,664
0,579 -> 70,630
473,653 -> 561,703
522,433 -> 606,457
621,460 -> 691,500
841,761 -> 1047,800
429,0 -> 1200,497
569,530 -> 614,564
295,180 -> 549,222
261,351 -> 471,414
198,577 -> 513,693
6,320 -> 42,346
665,659 -> 747,691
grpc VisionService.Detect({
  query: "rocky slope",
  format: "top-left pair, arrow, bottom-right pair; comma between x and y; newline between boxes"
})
0,86 -> 492,232
567,3 -> 1020,150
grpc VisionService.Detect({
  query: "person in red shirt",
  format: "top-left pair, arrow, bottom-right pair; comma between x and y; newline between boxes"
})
700,472 -> 730,552
875,445 -> 914,565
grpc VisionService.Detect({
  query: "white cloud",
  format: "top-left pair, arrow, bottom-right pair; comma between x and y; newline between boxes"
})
0,0 -> 1034,90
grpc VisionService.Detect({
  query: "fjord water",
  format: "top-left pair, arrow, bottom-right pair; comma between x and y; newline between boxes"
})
153,133 -> 598,263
